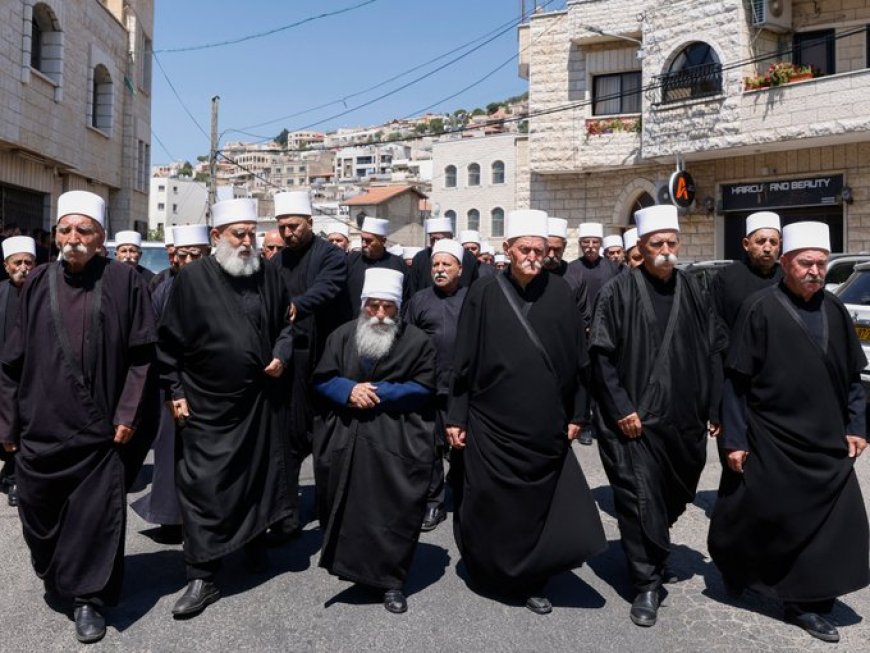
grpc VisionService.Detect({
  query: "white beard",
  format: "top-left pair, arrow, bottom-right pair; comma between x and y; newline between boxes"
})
354,314 -> 398,361
215,238 -> 260,277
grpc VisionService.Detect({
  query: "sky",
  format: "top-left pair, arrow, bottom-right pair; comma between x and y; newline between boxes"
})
150,0 -> 567,165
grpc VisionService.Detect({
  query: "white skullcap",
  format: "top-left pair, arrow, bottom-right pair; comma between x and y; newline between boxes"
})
274,191 -> 312,218
623,228 -> 638,251
115,230 -> 142,248
361,268 -> 404,308
403,246 -> 423,260
360,217 -> 389,237
164,229 -> 175,246
459,230 -> 480,245
577,222 -> 604,239
326,222 -> 349,238
2,236 -> 36,259
57,190 -> 105,229
481,244 -> 494,255
431,238 -> 465,263
350,236 -> 362,250
387,244 -> 404,257
782,221 -> 830,255
635,205 -> 680,237
426,217 -> 454,235
173,224 -> 211,247
602,235 -> 623,250
212,198 -> 258,228
548,217 -> 568,240
506,209 -> 548,240
494,253 -> 508,264
746,211 -> 781,236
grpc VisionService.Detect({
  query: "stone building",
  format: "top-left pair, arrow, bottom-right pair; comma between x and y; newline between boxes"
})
148,176 -> 208,234
0,0 -> 154,236
519,0 -> 870,259
341,185 -> 428,245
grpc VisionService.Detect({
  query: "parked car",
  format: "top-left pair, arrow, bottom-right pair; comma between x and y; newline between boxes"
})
825,253 -> 870,292
833,261 -> 870,399
104,240 -> 169,274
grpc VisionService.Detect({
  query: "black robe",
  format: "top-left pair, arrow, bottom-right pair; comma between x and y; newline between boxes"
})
409,246 -> 478,294
135,263 -> 155,284
590,267 -> 725,591
566,255 -> 623,306
448,269 -> 606,593
711,259 -> 783,330
549,259 -> 592,329
0,258 -> 155,600
708,285 -> 869,601
312,321 -> 437,589
346,250 -> 407,318
0,280 -> 19,474
158,257 -> 293,563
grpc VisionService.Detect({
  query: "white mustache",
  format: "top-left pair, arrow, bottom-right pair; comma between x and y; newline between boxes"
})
654,253 -> 678,268
521,260 -> 542,271
434,272 -> 448,280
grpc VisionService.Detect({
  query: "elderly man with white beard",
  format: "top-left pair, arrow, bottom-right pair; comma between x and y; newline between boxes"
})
589,204 -> 726,628
312,268 -> 437,614
158,198 -> 294,618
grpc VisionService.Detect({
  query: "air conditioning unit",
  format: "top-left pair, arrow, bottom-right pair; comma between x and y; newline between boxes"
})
751,0 -> 792,33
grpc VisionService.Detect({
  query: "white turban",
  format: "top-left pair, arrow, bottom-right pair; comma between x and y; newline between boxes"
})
634,205 -> 680,237
2,236 -> 36,260
212,198 -> 257,228
782,221 -> 830,255
431,238 -> 465,264
361,268 -> 404,308
57,190 -> 105,229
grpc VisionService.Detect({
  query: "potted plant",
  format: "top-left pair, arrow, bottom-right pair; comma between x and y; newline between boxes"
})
744,62 -> 817,90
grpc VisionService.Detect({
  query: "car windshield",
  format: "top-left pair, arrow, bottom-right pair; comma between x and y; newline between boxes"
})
836,270 -> 870,305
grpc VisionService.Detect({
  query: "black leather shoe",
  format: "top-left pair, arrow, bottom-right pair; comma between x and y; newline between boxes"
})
630,590 -> 660,627
384,589 -> 407,614
786,609 -> 840,643
579,428 -> 594,446
172,579 -> 220,618
421,506 -> 446,532
74,604 -> 106,644
525,596 -> 552,615
7,484 -> 18,507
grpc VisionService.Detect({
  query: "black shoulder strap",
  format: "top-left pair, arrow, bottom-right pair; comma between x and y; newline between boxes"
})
496,273 -> 558,379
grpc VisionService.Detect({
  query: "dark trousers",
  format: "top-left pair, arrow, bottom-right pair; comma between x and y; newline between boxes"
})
785,599 -> 836,615
186,533 -> 267,581
0,454 -> 15,487
425,406 -> 448,510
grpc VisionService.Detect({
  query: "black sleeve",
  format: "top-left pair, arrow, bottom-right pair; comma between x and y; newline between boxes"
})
592,350 -> 635,421
292,244 -> 348,320
845,373 -> 866,438
720,374 -> 750,451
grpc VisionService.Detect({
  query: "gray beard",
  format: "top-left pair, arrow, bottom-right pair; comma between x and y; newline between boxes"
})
215,238 -> 260,277
354,314 -> 398,361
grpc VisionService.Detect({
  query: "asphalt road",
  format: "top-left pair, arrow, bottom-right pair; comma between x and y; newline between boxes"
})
1,439 -> 868,652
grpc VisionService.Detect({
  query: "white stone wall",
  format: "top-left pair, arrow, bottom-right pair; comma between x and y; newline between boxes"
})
148,177 -> 208,233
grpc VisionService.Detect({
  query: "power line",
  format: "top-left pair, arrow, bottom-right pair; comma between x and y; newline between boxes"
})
151,128 -> 176,161
154,0 -> 380,54
153,52 -> 210,141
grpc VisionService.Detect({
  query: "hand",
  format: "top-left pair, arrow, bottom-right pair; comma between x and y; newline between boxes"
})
264,358 -> 284,378
2,442 -> 17,453
846,435 -> 867,458
446,426 -> 467,449
348,383 -> 380,409
708,422 -> 722,438
168,397 -> 190,422
114,424 -> 135,445
726,449 -> 749,474
617,412 -> 642,439
567,423 -> 582,441
288,302 -> 297,322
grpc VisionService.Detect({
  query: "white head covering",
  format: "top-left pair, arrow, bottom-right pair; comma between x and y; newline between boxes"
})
387,243 -> 404,257
623,228 -> 639,251
481,244 -> 494,255
459,230 -> 480,245
547,217 -> 568,240
402,246 -> 423,260
577,222 -> 604,239
115,230 -> 142,248
506,209 -> 548,240
426,216 -> 454,235
602,235 -> 623,251
326,222 -> 349,238
211,198 -> 258,228
2,236 -> 36,260
360,217 -> 389,237
634,205 -> 680,237
164,229 -> 175,246
173,224 -> 211,247
350,236 -> 362,251
782,221 -> 831,255
274,191 -> 312,218
361,268 -> 404,308
57,190 -> 105,229
494,253 -> 508,265
746,211 -> 781,236
431,238 -> 465,264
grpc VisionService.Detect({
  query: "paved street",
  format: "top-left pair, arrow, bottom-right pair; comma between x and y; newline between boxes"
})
1,439 -> 868,652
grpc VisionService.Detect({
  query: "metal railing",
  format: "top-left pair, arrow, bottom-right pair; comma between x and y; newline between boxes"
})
659,63 -> 723,104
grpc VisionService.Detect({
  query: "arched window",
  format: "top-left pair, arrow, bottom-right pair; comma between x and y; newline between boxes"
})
467,209 -> 480,232
491,207 -> 504,238
444,165 -> 457,188
628,192 -> 655,224
91,64 -> 113,132
467,163 -> 480,187
491,160 -> 505,184
661,42 -> 722,104
30,3 -> 62,84
444,209 -> 457,223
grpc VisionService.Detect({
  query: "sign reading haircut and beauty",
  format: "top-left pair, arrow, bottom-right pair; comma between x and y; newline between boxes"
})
721,175 -> 844,212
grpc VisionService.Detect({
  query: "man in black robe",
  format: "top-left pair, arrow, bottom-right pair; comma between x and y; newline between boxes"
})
270,190 -> 350,540
709,221 -> 868,644
159,199 -> 294,618
0,236 -> 36,507
544,217 -> 591,330
346,217 -> 407,318
711,211 -> 783,331
313,268 -> 437,614
0,191 -> 156,644
447,209 -> 606,615
590,204 -> 725,628
324,222 -> 351,253
408,216 -> 478,294
623,228 -> 643,269
114,230 -> 155,283
602,234 -> 625,265
149,230 -> 178,291
565,221 -> 623,304
404,239 -> 468,532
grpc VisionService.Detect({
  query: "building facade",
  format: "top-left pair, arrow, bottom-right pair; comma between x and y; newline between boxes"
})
0,0 -> 154,236
520,0 -> 870,259
148,176 -> 208,234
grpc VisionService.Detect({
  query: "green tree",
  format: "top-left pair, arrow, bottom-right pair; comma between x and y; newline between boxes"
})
196,155 -> 208,162
428,118 -> 444,134
275,128 -> 289,147
178,160 -> 193,177
471,107 -> 486,116
414,122 -> 428,134
486,101 -> 503,114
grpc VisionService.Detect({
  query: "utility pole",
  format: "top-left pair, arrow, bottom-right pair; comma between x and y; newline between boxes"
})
208,95 -> 220,220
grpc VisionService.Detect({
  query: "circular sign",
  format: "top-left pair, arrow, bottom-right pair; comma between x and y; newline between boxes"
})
669,170 -> 696,208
